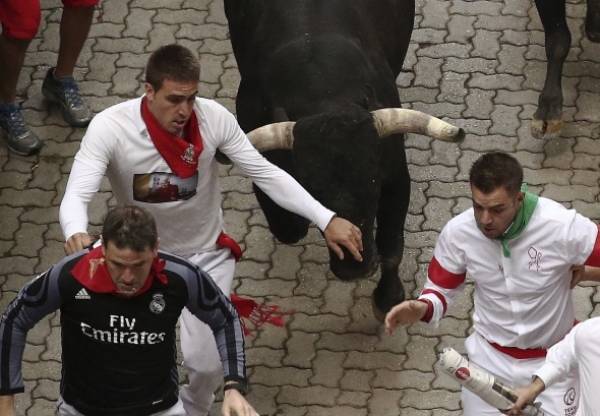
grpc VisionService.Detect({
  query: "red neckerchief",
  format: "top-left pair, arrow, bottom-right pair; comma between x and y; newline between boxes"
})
71,246 -> 168,296
216,232 -> 243,261
141,97 -> 203,178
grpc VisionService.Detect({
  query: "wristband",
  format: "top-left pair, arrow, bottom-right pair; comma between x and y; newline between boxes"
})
223,380 -> 248,396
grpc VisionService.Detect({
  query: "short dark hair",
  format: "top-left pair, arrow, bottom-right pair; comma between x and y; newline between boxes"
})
469,152 -> 523,195
145,44 -> 200,91
102,206 -> 158,251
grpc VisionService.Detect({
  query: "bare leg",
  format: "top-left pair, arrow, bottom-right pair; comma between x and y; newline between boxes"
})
0,35 -> 31,103
54,6 -> 94,77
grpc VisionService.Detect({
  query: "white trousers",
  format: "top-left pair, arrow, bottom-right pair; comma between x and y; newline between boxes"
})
179,247 -> 236,416
461,332 -> 579,416
56,397 -> 186,415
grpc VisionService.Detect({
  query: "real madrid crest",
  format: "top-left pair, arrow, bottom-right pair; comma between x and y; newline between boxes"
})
181,143 -> 195,165
149,293 -> 166,314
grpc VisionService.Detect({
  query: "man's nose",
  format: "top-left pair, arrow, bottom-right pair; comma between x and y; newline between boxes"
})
480,210 -> 493,224
121,268 -> 135,284
178,101 -> 193,116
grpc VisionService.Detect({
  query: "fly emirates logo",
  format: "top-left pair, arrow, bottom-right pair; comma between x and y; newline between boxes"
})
80,315 -> 166,345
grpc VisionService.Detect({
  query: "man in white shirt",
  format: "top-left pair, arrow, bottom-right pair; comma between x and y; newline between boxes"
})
508,315 -> 600,416
384,152 -> 600,416
59,44 -> 363,416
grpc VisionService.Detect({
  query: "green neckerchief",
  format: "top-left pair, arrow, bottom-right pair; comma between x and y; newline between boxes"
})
498,184 -> 538,257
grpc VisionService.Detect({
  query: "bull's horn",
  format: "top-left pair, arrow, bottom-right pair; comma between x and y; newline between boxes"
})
372,108 -> 465,142
247,122 -> 296,151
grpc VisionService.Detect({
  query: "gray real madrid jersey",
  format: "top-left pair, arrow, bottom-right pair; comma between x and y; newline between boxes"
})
0,250 -> 246,416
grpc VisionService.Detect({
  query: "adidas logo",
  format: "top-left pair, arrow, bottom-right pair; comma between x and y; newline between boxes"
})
75,288 -> 91,300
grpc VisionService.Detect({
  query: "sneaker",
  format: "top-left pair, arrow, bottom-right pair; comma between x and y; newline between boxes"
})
42,68 -> 92,127
0,103 -> 43,156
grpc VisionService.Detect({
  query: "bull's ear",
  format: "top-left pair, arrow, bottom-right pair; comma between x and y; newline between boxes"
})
215,150 -> 232,164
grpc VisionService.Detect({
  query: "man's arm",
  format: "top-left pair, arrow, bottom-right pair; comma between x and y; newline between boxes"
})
507,377 -> 546,416
181,264 -> 260,414
386,223 -> 467,334
0,267 -> 63,402
508,323 -> 582,415
384,300 -> 429,334
221,386 -> 258,416
0,395 -> 15,416
215,109 -> 362,261
182,265 -> 247,382
59,117 -> 112,254
571,264 -> 600,288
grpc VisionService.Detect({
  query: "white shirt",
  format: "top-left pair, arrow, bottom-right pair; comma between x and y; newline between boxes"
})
535,317 -> 600,416
419,197 -> 598,349
60,97 -> 334,257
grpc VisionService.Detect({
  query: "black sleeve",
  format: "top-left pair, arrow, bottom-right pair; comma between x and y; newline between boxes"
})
0,266 -> 63,394
170,259 -> 247,384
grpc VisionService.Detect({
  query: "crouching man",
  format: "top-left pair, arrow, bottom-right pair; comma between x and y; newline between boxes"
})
0,205 -> 257,416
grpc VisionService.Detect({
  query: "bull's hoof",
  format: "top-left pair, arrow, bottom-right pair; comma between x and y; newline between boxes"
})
587,28 -> 600,43
531,118 -> 562,139
586,13 -> 600,42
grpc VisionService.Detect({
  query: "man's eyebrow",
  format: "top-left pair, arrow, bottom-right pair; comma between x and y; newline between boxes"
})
473,201 -> 506,209
167,90 -> 198,98
109,259 -> 146,267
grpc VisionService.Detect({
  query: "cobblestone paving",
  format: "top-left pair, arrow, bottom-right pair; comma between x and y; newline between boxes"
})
1,0 -> 600,414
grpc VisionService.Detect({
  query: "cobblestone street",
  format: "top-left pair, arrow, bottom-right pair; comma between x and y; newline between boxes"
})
1,0 -> 600,414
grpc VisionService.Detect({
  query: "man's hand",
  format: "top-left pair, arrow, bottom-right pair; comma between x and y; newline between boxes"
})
570,265 -> 585,288
323,216 -> 363,262
222,388 -> 259,416
0,395 -> 16,416
384,300 -> 428,335
570,264 -> 600,287
64,232 -> 94,255
506,377 -> 545,415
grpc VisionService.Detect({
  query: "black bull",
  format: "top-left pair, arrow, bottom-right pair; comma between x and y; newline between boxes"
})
223,0 -> 462,316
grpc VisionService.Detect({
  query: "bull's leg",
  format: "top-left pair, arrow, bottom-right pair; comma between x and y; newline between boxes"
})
531,0 -> 570,139
253,181 -> 310,244
252,149 -> 310,244
236,82 -> 310,243
586,0 -> 600,42
372,155 -> 410,320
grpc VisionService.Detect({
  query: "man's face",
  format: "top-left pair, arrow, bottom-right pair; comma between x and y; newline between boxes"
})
145,78 -> 198,136
103,241 -> 158,297
472,185 -> 523,239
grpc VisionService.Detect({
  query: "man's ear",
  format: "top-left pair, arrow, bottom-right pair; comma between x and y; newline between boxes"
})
144,82 -> 155,101
517,191 -> 525,203
152,238 -> 160,257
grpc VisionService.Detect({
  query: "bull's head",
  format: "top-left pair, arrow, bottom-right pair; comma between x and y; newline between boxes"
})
248,108 -> 464,280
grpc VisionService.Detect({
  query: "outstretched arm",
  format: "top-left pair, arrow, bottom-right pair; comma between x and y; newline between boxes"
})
216,109 -> 363,261
385,300 -> 428,335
